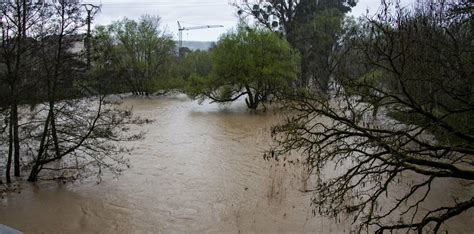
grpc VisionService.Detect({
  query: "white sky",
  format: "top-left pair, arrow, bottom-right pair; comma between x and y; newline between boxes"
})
83,0 -> 415,42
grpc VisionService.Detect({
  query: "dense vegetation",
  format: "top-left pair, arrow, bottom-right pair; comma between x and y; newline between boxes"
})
91,16 -> 178,95
186,26 -> 300,109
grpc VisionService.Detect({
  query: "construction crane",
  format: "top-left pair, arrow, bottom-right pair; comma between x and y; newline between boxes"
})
177,21 -> 223,50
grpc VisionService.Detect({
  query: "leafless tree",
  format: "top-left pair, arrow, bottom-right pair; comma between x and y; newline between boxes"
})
1,0 -> 144,183
0,0 -> 44,179
269,0 -> 473,232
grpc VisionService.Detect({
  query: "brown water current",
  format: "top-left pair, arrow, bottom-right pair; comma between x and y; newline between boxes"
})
0,95 -> 472,233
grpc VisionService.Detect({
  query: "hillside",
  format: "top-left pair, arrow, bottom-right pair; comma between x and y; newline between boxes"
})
179,41 -> 215,51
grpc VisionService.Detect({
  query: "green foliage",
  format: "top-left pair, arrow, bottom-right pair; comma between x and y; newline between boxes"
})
186,26 -> 300,109
89,25 -> 121,93
293,8 -> 346,90
238,0 -> 355,33
237,0 -> 356,91
91,15 -> 177,95
148,59 -> 186,92
178,50 -> 213,80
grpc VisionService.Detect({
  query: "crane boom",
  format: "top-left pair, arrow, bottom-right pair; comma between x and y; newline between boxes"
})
177,21 -> 224,51
180,25 -> 223,31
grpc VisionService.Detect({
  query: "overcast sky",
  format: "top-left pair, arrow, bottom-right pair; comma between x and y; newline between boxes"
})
84,0 -> 415,42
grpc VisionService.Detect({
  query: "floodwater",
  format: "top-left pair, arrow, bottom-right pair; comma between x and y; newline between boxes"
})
0,95 -> 472,233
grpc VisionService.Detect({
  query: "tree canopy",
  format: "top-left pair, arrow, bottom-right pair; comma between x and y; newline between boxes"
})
236,0 -> 356,90
91,15 -> 176,95
187,26 -> 300,109
178,50 -> 213,80
236,0 -> 356,35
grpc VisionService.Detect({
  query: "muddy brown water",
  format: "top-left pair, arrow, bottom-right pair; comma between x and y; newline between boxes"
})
0,95 -> 472,233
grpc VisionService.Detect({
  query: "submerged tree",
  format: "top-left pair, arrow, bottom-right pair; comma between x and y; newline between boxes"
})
0,0 -> 50,181
0,105 -> 6,184
91,15 -> 176,95
270,0 -> 473,232
0,0 -> 143,183
187,26 -> 300,109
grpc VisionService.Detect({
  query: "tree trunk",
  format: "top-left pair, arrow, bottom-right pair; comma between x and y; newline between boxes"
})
28,111 -> 52,183
0,154 -> 3,184
49,101 -> 60,157
12,0 -> 24,178
245,97 -> 259,109
245,87 -> 259,109
22,0 -> 27,38
27,164 -> 40,182
12,103 -> 20,177
299,62 -> 310,88
6,119 -> 13,183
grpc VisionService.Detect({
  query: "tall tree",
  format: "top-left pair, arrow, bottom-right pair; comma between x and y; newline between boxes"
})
270,0 -> 473,232
1,0 -> 144,183
236,0 -> 356,90
0,0 -> 46,179
26,1 -> 144,182
92,16 -> 176,96
236,0 -> 355,35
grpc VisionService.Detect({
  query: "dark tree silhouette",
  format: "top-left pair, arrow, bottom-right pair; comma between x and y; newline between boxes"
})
269,0 -> 473,232
1,0 -> 144,183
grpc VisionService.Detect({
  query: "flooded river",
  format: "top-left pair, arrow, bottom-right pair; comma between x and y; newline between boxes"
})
0,95 -> 472,233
